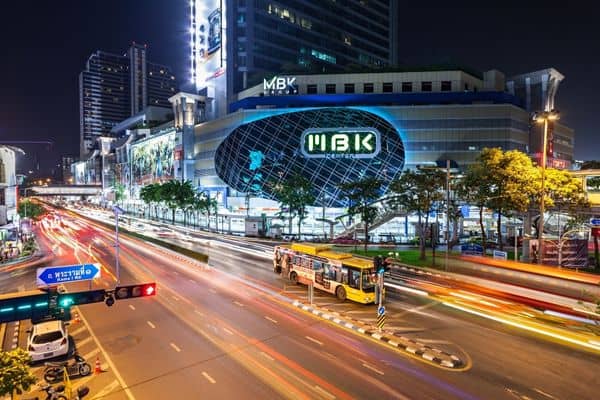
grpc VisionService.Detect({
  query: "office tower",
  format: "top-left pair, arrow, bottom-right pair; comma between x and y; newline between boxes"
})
79,43 -> 178,158
190,0 -> 399,113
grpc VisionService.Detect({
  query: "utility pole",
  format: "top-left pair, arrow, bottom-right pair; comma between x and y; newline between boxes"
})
445,159 -> 450,271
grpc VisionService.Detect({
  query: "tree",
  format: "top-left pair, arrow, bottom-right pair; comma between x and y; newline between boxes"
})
272,173 -> 315,236
0,348 -> 36,399
17,200 -> 45,220
140,183 -> 161,220
338,177 -> 383,252
388,169 -> 445,260
114,183 -> 126,205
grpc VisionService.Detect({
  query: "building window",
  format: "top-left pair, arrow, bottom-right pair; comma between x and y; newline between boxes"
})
363,83 -> 374,93
382,82 -> 393,93
325,84 -> 336,94
421,81 -> 432,92
307,84 -> 317,94
441,81 -> 452,91
344,83 -> 355,93
402,82 -> 412,92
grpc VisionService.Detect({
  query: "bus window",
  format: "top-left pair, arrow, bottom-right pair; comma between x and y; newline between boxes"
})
313,260 -> 322,270
341,267 -> 348,285
361,268 -> 376,291
347,267 -> 361,289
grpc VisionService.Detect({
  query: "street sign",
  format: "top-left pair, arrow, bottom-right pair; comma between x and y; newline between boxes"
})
377,306 -> 385,316
590,218 -> 600,227
461,243 -> 484,256
113,205 -> 125,215
493,250 -> 508,260
36,264 -> 101,287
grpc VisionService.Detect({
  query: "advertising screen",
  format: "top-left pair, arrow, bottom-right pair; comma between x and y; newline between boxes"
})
131,132 -> 175,185
191,0 -> 226,89
74,163 -> 87,185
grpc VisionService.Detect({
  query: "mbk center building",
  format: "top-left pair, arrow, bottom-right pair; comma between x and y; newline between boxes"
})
96,1 -> 575,239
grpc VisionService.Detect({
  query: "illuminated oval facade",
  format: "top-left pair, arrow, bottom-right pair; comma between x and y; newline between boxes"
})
214,107 -> 405,208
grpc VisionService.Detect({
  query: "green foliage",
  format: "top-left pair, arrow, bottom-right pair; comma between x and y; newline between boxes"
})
338,176 -> 383,252
388,168 -> 445,259
17,200 -> 45,220
0,348 -> 36,399
114,183 -> 126,204
272,173 -> 315,235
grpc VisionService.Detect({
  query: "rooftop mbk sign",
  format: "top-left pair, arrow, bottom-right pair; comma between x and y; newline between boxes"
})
300,128 -> 381,159
263,76 -> 298,95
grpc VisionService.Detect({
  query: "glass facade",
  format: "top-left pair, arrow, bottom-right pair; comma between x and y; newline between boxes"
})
228,0 -> 396,93
213,107 -> 405,208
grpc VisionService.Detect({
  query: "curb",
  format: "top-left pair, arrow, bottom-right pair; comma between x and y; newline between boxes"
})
292,300 -> 463,369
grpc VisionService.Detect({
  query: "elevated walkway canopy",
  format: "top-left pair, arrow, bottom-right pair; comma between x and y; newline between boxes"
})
28,185 -> 102,197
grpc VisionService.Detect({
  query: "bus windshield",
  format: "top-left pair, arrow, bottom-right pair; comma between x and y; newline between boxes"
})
362,268 -> 376,291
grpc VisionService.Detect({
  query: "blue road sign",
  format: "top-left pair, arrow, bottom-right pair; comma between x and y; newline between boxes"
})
590,218 -> 600,226
378,306 -> 385,316
36,264 -> 101,287
113,205 -> 125,215
461,243 -> 484,256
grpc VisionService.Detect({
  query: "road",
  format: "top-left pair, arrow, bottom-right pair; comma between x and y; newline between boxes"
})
2,208 -> 599,399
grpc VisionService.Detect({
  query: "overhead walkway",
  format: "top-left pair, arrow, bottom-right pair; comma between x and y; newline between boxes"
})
27,185 -> 102,197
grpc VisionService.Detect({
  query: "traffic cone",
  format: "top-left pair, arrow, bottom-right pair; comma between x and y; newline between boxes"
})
94,356 -> 102,375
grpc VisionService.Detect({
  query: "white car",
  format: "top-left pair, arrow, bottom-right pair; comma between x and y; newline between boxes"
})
27,320 -> 69,362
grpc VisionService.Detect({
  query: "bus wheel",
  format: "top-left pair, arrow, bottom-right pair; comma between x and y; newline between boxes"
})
290,271 -> 298,284
336,286 -> 346,301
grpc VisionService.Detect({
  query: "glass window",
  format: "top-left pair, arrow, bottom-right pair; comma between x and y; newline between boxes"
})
441,81 -> 452,91
344,83 -> 355,93
421,81 -> 432,91
347,267 -> 361,289
325,84 -> 336,94
307,84 -> 317,94
363,83 -> 374,93
401,82 -> 412,92
382,82 -> 393,93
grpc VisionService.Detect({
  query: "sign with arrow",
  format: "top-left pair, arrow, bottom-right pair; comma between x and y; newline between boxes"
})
590,218 -> 600,227
36,264 -> 101,287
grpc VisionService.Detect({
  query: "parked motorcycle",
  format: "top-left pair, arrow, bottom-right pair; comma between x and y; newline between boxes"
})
23,383 -> 67,400
43,353 -> 92,383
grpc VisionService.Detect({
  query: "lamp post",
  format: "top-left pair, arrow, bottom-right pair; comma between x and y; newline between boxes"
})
532,110 -> 560,265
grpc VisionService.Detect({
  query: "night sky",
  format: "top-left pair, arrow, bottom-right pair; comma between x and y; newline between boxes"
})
0,1 -> 597,176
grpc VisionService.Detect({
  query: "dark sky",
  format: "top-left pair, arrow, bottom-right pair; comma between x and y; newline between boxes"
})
0,1 -> 598,175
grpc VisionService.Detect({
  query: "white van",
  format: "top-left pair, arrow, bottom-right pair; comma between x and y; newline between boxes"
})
27,320 -> 69,362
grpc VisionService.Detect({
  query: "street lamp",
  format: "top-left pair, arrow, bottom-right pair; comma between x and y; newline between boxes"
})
532,109 -> 560,264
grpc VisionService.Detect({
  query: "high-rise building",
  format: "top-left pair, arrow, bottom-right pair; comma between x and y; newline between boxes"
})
190,0 -> 399,116
79,43 -> 178,158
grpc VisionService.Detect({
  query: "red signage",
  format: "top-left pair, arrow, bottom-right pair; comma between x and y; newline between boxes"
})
592,227 -> 600,237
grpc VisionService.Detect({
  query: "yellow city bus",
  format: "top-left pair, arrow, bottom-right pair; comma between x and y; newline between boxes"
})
273,243 -> 378,304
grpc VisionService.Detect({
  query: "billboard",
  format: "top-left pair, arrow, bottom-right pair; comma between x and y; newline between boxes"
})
73,162 -> 87,185
191,0 -> 226,89
131,132 -> 175,185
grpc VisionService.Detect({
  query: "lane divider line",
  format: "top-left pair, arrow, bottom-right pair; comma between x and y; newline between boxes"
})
202,371 -> 216,384
147,321 -> 156,329
305,336 -> 323,346
170,342 -> 181,352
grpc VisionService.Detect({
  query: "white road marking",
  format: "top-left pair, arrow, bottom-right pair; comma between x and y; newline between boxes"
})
260,351 -> 274,361
223,327 -> 234,335
170,343 -> 181,352
314,385 -> 336,400
147,321 -> 156,329
74,308 -> 136,400
202,371 -> 216,384
362,362 -> 385,375
92,380 -> 121,399
533,388 -> 558,399
70,326 -> 86,336
265,316 -> 278,324
305,336 -> 323,346
77,336 -> 93,347
129,304 -> 136,311
81,348 -> 100,361
172,295 -> 179,301
194,309 -> 205,317
233,300 -> 244,307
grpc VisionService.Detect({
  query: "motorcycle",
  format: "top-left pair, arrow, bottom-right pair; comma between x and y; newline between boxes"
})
43,353 -> 92,383
23,383 -> 67,400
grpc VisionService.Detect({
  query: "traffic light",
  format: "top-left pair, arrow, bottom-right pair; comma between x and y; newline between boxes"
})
114,282 -> 157,301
